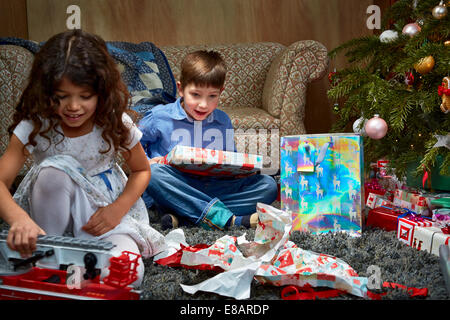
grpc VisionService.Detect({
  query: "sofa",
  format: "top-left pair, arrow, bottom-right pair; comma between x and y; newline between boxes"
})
0,40 -> 328,177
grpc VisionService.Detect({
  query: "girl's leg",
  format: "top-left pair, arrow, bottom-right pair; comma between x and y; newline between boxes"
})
30,167 -> 74,235
102,233 -> 145,288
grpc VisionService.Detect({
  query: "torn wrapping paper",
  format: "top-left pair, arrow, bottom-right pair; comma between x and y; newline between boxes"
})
254,240 -> 367,298
154,203 -> 368,299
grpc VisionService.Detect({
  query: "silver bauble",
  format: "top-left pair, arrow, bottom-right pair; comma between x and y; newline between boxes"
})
432,3 -> 448,19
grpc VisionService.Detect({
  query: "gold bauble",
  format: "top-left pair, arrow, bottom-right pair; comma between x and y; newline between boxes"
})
440,76 -> 450,113
414,56 -> 435,74
445,40 -> 450,47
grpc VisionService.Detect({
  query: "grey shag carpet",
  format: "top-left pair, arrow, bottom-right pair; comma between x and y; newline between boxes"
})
0,203 -> 448,301
141,204 -> 449,301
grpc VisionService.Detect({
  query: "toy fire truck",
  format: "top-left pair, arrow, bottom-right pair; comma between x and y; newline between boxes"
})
0,230 -> 141,300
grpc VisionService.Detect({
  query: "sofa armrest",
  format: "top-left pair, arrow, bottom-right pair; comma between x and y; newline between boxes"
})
262,40 -> 329,136
0,45 -> 34,175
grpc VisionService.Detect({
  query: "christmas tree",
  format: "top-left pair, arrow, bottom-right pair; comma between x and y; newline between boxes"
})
327,0 -> 449,183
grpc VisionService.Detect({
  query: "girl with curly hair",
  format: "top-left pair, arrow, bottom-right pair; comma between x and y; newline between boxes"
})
0,29 -> 164,286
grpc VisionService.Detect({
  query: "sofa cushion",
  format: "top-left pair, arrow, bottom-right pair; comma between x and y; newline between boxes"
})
161,42 -> 284,111
219,106 -> 280,132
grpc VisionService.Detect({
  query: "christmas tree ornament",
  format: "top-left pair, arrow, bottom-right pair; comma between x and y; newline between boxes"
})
433,134 -> 450,150
402,23 -> 421,37
404,71 -> 414,85
445,40 -> 450,47
352,116 -> 367,136
432,1 -> 448,19
364,114 -> 388,140
414,55 -> 435,74
328,71 -> 336,83
380,30 -> 399,43
405,71 -> 414,91
332,103 -> 340,113
438,76 -> 450,113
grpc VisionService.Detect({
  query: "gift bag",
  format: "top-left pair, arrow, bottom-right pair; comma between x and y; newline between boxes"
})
280,133 -> 364,236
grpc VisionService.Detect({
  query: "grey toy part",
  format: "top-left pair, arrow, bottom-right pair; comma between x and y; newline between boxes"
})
439,243 -> 450,295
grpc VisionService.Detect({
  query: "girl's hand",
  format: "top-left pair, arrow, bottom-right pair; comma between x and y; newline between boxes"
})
7,217 -> 46,258
81,204 -> 123,237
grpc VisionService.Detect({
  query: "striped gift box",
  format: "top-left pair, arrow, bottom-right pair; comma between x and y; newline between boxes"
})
397,215 -> 433,247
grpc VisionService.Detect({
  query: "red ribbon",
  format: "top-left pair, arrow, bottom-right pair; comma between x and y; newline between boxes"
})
281,282 -> 428,300
442,226 -> 450,235
438,83 -> 450,96
281,284 -> 346,300
366,282 -> 428,300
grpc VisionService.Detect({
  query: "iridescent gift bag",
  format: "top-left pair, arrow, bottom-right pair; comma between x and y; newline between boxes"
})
280,134 -> 364,236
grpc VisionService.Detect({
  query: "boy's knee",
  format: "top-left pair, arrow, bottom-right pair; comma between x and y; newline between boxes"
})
260,175 -> 278,202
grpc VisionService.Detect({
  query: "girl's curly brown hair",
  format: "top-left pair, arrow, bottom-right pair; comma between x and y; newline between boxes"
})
8,29 -> 132,158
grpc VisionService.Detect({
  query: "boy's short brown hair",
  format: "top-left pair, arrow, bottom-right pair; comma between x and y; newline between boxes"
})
179,50 -> 227,89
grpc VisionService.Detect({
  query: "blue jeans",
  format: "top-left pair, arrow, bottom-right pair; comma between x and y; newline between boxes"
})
143,164 -> 278,230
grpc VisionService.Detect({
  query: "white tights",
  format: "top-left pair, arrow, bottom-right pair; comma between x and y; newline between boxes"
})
30,166 -> 144,287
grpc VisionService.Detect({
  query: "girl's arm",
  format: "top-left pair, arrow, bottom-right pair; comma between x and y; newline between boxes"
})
82,142 -> 151,236
0,134 -> 46,256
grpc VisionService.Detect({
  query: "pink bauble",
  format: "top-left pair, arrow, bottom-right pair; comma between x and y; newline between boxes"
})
402,23 -> 421,37
364,114 -> 388,139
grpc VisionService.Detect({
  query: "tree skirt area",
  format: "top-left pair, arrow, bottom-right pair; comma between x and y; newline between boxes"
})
142,205 -> 449,301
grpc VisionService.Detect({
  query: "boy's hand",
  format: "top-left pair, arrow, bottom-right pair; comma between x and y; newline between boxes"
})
149,156 -> 165,165
82,205 -> 123,237
7,217 -> 46,258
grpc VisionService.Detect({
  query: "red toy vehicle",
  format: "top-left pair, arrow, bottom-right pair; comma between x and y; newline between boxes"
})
0,230 -> 141,300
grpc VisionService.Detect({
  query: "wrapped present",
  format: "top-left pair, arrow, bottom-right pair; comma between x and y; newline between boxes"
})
412,225 -> 450,256
280,134 -> 364,236
393,189 -> 431,216
432,209 -> 450,229
364,179 -> 387,204
366,205 -> 409,231
163,145 -> 263,176
366,192 -> 393,209
397,213 -> 434,248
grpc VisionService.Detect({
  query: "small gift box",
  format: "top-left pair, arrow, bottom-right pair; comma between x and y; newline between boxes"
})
366,192 -> 393,209
163,145 -> 263,176
396,212 -> 434,248
393,189 -> 431,216
366,205 -> 409,232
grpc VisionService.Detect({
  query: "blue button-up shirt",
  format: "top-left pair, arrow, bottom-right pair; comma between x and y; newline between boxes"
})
138,98 -> 236,159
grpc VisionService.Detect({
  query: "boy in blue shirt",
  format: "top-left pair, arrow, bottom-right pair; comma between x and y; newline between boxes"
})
138,50 -> 277,230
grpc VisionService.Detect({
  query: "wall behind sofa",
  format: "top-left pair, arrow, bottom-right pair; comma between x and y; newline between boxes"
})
0,0 -> 391,134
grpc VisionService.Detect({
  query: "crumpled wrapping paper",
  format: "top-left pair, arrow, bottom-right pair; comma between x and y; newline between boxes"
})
153,203 -> 368,299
